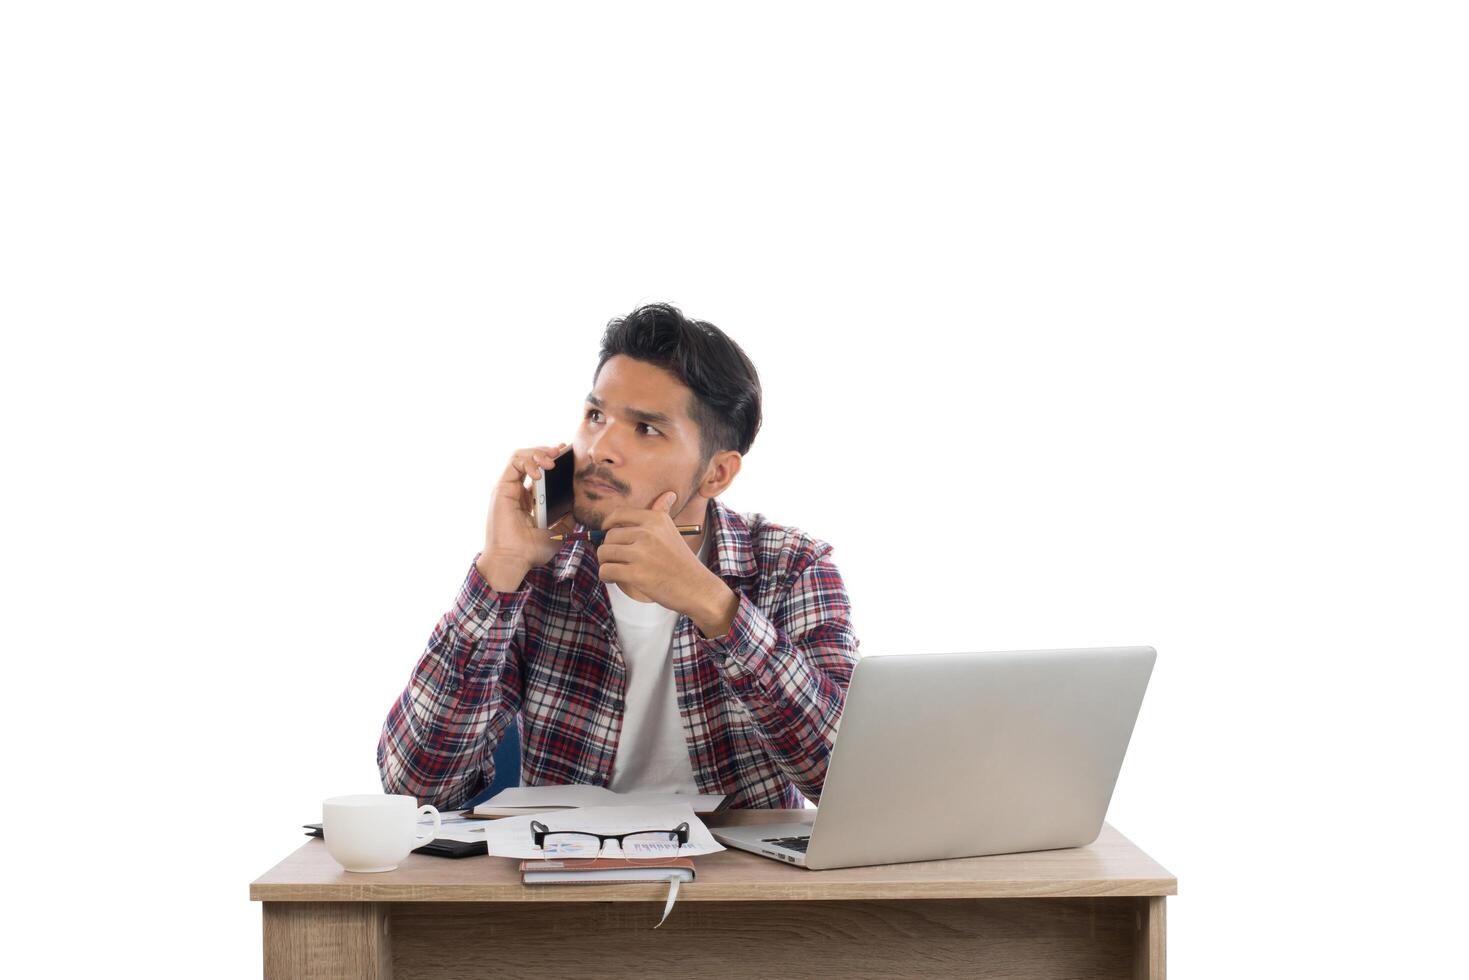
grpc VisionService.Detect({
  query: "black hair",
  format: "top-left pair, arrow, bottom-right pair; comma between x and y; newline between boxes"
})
595,302 -> 762,464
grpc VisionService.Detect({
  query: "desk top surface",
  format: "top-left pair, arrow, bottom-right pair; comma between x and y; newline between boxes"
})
251,810 -> 1175,903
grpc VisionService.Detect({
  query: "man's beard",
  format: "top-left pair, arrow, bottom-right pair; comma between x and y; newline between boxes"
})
572,499 -> 607,531
572,481 -> 703,532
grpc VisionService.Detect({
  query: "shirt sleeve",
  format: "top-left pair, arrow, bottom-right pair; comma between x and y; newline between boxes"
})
376,557 -> 527,810
695,547 -> 859,803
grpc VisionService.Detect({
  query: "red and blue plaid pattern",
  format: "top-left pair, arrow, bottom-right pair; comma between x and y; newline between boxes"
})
378,498 -> 860,810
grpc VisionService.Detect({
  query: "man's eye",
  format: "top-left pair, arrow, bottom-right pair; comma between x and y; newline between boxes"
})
583,410 -> 655,435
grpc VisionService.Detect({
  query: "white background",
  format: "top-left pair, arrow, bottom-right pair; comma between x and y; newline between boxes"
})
4,2 -> 1465,976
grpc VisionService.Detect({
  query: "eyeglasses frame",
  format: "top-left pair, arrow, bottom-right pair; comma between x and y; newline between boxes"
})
529,819 -> 692,852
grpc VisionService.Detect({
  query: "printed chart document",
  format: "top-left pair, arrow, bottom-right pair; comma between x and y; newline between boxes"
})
485,803 -> 720,929
473,784 -> 727,817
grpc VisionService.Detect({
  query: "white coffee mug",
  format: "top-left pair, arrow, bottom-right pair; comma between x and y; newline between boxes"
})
322,794 -> 441,873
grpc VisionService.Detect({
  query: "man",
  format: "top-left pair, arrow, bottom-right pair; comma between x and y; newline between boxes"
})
378,302 -> 860,810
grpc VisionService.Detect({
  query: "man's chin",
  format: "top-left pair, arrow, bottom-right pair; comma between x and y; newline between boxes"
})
571,505 -> 603,532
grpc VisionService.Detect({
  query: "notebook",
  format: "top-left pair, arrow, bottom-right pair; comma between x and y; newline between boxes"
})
473,784 -> 727,818
519,856 -> 696,883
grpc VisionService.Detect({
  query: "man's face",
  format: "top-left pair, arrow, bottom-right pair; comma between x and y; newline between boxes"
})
571,355 -> 709,531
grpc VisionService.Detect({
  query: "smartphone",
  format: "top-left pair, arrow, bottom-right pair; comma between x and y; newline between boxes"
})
532,446 -> 576,529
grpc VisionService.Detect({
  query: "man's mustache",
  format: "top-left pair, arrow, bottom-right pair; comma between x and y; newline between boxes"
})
577,469 -> 628,494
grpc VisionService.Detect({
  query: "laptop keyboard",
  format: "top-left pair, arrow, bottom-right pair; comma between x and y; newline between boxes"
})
761,835 -> 811,853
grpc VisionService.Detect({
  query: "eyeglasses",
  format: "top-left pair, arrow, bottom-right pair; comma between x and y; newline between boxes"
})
530,819 -> 691,858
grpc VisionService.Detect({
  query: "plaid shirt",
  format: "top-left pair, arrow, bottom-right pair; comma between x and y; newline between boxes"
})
378,497 -> 860,810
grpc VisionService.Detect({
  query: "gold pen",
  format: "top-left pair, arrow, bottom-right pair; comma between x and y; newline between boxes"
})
550,524 -> 703,544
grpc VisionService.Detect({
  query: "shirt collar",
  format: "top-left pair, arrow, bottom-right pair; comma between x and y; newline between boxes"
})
703,497 -> 758,584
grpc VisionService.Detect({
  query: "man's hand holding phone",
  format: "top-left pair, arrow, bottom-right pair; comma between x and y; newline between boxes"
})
476,443 -> 575,592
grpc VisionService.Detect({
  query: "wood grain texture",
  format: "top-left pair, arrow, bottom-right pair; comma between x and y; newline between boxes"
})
262,902 -> 391,979
384,898 -> 1142,980
250,815 -> 1176,903
1134,895 -> 1167,980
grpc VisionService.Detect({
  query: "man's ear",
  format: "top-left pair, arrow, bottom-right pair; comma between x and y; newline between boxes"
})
697,450 -> 742,500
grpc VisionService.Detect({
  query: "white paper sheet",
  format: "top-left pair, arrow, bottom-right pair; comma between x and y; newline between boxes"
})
414,812 -> 495,844
656,877 -> 680,927
478,803 -> 726,859
479,784 -> 726,813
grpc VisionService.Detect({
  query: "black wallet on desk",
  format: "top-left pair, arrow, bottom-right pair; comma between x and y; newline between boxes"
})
302,823 -> 488,859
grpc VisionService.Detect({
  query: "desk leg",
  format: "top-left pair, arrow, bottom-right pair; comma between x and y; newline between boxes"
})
262,902 -> 392,980
1134,896 -> 1166,980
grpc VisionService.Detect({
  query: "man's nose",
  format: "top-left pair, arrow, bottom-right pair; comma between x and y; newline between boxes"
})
586,424 -> 625,467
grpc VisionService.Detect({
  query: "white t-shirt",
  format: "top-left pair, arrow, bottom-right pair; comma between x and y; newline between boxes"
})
604,536 -> 708,794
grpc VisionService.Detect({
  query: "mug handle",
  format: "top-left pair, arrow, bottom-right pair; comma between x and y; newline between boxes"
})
415,805 -> 441,845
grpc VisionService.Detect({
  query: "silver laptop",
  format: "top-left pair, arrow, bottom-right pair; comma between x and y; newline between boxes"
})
711,646 -> 1155,870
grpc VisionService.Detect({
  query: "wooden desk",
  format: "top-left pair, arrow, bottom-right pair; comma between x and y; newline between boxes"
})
251,810 -> 1175,979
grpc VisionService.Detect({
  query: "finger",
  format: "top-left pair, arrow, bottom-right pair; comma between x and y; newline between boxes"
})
517,451 -> 551,480
501,450 -> 545,485
500,456 -> 530,485
652,491 -> 678,514
595,543 -> 632,564
598,563 -> 624,584
599,527 -> 640,546
530,443 -> 572,475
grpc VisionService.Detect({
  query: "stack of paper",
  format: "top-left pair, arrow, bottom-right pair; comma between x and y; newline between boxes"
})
493,803 -> 722,927
472,784 -> 727,817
